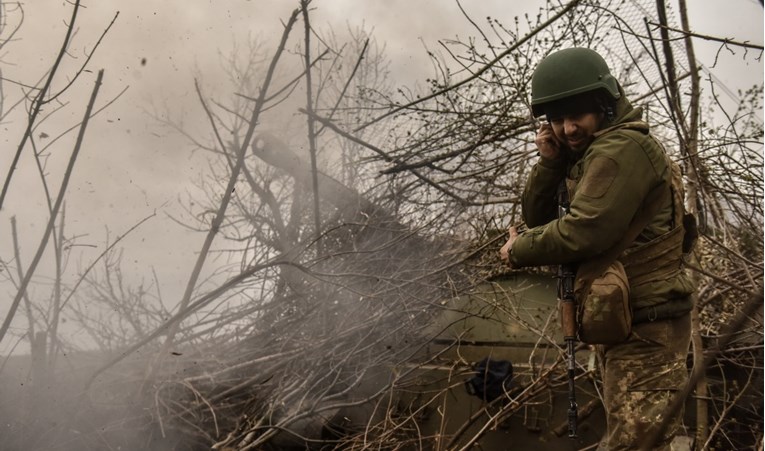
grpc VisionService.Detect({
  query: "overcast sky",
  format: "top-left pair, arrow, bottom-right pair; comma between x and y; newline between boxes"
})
0,0 -> 762,352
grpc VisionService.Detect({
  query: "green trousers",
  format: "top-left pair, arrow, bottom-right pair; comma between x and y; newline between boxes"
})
596,313 -> 691,450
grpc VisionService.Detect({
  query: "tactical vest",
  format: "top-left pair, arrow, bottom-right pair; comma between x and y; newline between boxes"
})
566,123 -> 696,323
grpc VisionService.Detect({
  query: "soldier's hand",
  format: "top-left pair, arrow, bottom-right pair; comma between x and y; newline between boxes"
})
535,122 -> 561,160
499,226 -> 519,268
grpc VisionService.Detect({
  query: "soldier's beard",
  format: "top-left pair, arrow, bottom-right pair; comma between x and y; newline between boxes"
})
566,135 -> 593,152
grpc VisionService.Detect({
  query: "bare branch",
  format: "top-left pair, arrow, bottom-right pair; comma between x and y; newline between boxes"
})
0,69 -> 104,344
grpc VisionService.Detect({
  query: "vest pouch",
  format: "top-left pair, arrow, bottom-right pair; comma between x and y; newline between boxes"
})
682,212 -> 698,254
575,260 -> 632,345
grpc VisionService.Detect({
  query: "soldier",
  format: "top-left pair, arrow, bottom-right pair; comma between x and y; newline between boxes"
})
499,48 -> 696,450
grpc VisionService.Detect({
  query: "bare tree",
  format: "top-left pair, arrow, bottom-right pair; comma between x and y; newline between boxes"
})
86,1 -> 762,449
1,1 -> 758,450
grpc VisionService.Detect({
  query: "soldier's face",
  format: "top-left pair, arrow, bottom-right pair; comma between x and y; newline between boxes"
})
549,112 -> 604,152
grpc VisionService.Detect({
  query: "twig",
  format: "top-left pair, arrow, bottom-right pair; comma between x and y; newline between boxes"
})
86,256 -> 292,389
155,9 -> 300,353
684,260 -> 759,297
0,69 -> 104,345
315,38 -> 369,136
300,109 -> 469,204
10,217 -> 36,342
647,21 -> 764,51
47,11 -> 119,104
353,0 -> 583,132
234,48 -> 330,104
0,0 -> 81,209
58,212 -> 156,312
301,0 -> 323,253
638,288 -> 764,450
48,203 -> 66,368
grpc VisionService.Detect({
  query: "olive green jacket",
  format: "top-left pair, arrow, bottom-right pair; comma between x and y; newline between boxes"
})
510,92 -> 694,310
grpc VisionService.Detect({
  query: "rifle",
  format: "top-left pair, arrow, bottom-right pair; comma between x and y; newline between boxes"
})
557,180 -> 578,439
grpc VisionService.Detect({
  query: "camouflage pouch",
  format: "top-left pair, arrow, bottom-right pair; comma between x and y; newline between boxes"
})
575,260 -> 632,345
681,212 -> 698,254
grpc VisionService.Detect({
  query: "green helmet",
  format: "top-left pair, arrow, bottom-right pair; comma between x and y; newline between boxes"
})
530,48 -> 620,118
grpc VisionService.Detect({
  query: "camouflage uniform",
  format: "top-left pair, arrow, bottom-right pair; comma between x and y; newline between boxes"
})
509,87 -> 695,449
596,314 -> 691,450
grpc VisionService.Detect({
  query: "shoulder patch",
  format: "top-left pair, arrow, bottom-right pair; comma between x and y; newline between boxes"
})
578,155 -> 619,199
